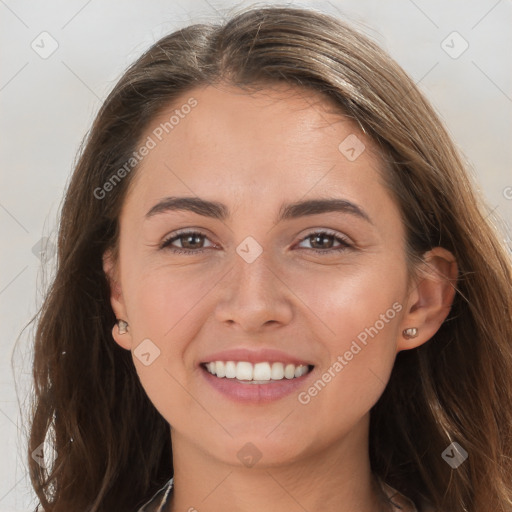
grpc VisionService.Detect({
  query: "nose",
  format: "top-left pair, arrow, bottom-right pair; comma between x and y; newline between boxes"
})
214,250 -> 294,332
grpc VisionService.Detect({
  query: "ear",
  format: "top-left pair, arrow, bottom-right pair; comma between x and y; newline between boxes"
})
397,247 -> 458,352
103,248 -> 132,350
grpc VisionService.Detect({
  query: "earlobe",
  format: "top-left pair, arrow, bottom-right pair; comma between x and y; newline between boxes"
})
397,247 -> 458,352
111,320 -> 132,350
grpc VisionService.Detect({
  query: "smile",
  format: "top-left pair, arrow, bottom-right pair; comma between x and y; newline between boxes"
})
199,360 -> 315,403
202,361 -> 313,383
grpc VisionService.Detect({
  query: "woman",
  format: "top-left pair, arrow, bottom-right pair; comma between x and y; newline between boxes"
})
28,5 -> 512,512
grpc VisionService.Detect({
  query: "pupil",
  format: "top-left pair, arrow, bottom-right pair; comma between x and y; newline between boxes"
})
184,234 -> 202,248
313,234 -> 332,249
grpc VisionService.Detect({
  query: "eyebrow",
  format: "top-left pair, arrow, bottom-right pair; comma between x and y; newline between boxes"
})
145,196 -> 372,224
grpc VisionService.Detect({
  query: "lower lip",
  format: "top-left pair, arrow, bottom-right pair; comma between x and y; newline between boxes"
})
200,365 -> 314,403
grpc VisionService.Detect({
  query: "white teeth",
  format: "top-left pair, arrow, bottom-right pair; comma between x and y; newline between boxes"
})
284,363 -> 295,379
270,362 -> 284,380
225,361 -> 237,378
295,365 -> 309,377
236,361 -> 253,380
253,362 -> 272,380
204,360 -> 311,382
215,361 -> 226,378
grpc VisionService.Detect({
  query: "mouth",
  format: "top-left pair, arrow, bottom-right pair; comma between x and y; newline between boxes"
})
199,358 -> 316,403
201,360 -> 315,384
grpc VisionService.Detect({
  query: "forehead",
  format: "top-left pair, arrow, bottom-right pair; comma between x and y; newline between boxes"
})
123,82 -> 386,216
159,82 -> 362,153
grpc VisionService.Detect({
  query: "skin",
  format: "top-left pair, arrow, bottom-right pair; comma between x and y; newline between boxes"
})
103,82 -> 458,512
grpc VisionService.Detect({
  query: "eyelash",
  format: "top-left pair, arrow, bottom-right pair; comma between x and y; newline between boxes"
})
159,229 -> 352,255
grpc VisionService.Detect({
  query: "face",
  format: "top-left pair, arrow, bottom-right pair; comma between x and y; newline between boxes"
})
104,82 -> 413,467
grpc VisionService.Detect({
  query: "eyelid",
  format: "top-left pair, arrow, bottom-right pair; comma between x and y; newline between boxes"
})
296,227 -> 352,244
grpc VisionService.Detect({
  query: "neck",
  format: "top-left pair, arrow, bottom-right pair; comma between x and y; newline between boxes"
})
166,414 -> 390,512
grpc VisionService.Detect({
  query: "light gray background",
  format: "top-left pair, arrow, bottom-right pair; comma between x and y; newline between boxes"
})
1,0 -> 511,510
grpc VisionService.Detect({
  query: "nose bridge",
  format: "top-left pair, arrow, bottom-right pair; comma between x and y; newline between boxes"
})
234,246 -> 274,300
214,240 -> 293,329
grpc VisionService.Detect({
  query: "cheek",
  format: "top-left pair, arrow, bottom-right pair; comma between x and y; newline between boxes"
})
285,257 -> 405,412
119,268 -> 210,421
285,253 -> 405,345
126,266 -> 208,342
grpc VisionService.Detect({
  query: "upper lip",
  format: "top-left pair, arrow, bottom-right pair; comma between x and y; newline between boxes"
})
199,348 -> 313,367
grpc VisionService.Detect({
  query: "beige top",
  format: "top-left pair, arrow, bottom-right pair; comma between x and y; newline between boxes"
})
136,475 -> 434,512
378,478 -> 423,511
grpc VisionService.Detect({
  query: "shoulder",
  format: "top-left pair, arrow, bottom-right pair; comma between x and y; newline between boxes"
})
136,477 -> 174,512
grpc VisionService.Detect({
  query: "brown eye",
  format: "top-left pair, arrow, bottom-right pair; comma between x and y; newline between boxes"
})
160,231 -> 214,254
297,231 -> 352,254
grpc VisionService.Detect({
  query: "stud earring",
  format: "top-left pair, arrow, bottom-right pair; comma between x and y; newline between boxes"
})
117,319 -> 128,334
402,327 -> 418,339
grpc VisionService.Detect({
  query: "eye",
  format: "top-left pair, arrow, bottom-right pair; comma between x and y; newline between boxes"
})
160,229 -> 352,255
160,230 -> 215,254
296,230 -> 352,254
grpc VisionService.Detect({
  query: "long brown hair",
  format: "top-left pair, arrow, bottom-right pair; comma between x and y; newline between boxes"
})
26,5 -> 512,511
